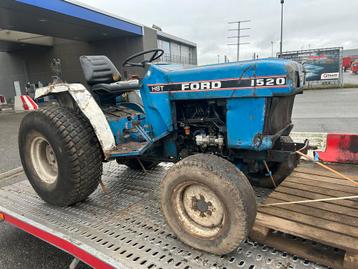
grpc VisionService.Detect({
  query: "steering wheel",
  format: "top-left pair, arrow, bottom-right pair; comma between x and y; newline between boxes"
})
122,49 -> 164,68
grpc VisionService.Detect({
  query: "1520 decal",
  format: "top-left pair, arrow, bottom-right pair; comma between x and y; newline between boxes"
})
250,77 -> 286,87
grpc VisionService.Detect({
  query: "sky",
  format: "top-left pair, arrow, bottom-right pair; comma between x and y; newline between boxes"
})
79,0 -> 358,65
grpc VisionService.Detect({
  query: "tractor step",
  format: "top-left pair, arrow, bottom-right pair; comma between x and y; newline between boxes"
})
110,141 -> 150,157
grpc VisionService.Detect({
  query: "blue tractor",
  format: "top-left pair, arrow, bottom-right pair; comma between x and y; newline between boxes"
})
19,49 -> 307,254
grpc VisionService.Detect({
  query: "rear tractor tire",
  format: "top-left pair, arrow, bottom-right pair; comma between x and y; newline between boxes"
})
19,106 -> 103,206
160,154 -> 257,255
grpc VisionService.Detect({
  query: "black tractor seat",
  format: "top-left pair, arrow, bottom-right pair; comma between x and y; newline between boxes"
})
92,80 -> 140,95
80,55 -> 142,105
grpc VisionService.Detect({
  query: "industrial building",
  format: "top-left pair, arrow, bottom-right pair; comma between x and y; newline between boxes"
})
0,0 -> 197,101
343,48 -> 358,57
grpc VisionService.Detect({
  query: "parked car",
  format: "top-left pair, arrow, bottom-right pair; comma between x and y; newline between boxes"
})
351,60 -> 358,74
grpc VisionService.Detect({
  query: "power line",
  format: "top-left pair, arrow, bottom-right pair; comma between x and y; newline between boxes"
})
228,20 -> 251,61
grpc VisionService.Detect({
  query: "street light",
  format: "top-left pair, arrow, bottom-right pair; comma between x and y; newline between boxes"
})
279,0 -> 284,57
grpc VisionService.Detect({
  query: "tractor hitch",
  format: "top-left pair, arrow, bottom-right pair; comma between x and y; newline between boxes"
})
267,139 -> 309,169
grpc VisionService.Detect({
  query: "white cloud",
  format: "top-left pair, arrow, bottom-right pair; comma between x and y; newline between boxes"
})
81,0 -> 358,65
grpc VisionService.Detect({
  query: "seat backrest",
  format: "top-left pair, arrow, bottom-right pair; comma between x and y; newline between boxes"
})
80,55 -> 121,85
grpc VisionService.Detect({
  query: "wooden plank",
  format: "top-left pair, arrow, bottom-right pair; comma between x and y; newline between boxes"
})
291,170 -> 358,186
295,165 -> 358,180
263,197 -> 358,227
282,181 -> 358,200
268,192 -> 358,218
291,171 -> 357,187
249,224 -> 270,242
274,186 -> 358,209
257,206 -> 358,238
250,225 -> 346,269
288,176 -> 358,195
255,213 -> 358,252
253,163 -> 358,268
344,252 -> 358,269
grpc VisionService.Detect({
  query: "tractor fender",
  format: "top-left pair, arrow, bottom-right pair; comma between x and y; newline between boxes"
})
35,83 -> 116,160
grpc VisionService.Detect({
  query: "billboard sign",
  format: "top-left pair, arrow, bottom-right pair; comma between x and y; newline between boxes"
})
280,47 -> 342,82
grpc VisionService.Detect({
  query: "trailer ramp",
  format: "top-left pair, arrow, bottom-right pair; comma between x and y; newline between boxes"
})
0,162 -> 328,269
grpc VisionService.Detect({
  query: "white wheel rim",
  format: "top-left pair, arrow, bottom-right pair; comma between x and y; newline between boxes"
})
173,182 -> 226,239
30,135 -> 58,184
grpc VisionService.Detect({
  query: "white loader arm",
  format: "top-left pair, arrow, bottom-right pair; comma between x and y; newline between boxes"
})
35,83 -> 116,159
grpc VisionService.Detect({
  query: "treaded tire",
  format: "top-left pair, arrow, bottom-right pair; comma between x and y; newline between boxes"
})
248,136 -> 298,188
19,106 -> 103,206
160,154 -> 256,255
117,159 -> 159,170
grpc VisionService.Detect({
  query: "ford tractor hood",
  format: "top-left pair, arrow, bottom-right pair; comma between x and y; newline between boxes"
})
143,59 -> 303,100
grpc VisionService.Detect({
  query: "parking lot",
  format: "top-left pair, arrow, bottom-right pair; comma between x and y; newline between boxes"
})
1,0 -> 358,267
343,70 -> 358,85
293,87 -> 358,133
0,112 -> 25,173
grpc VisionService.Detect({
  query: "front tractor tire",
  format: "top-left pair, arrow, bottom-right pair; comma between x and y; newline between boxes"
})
19,106 -> 103,206
160,154 -> 256,255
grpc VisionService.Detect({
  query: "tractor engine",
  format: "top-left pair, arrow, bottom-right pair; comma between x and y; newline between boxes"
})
174,100 -> 227,157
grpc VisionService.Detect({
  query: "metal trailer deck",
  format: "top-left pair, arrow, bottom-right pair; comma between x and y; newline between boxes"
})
0,162 -> 328,269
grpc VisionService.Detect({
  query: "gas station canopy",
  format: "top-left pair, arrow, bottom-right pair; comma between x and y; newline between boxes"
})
0,0 -> 143,51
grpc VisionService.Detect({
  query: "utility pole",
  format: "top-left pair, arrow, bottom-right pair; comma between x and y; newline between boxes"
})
228,20 -> 250,61
279,0 -> 284,57
217,55 -> 220,63
271,41 -> 274,57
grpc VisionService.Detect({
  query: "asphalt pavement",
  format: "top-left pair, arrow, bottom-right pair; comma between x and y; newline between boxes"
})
0,112 -> 25,173
0,220 -> 78,269
0,87 -> 358,268
343,70 -> 358,85
292,88 -> 358,133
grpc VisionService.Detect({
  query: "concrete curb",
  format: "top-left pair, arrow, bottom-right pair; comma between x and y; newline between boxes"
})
291,132 -> 327,151
291,132 -> 358,164
291,132 -> 327,159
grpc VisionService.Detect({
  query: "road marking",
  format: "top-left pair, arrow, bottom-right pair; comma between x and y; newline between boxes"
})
0,167 -> 24,181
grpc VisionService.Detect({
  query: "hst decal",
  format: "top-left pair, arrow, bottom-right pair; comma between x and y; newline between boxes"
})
148,76 -> 287,93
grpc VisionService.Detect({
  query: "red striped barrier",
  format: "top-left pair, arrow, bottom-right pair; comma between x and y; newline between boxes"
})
317,134 -> 358,164
0,95 -> 7,105
14,95 -> 38,111
20,96 -> 29,110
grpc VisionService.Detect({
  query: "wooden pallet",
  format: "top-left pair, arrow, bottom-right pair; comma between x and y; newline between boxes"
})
250,162 -> 358,269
